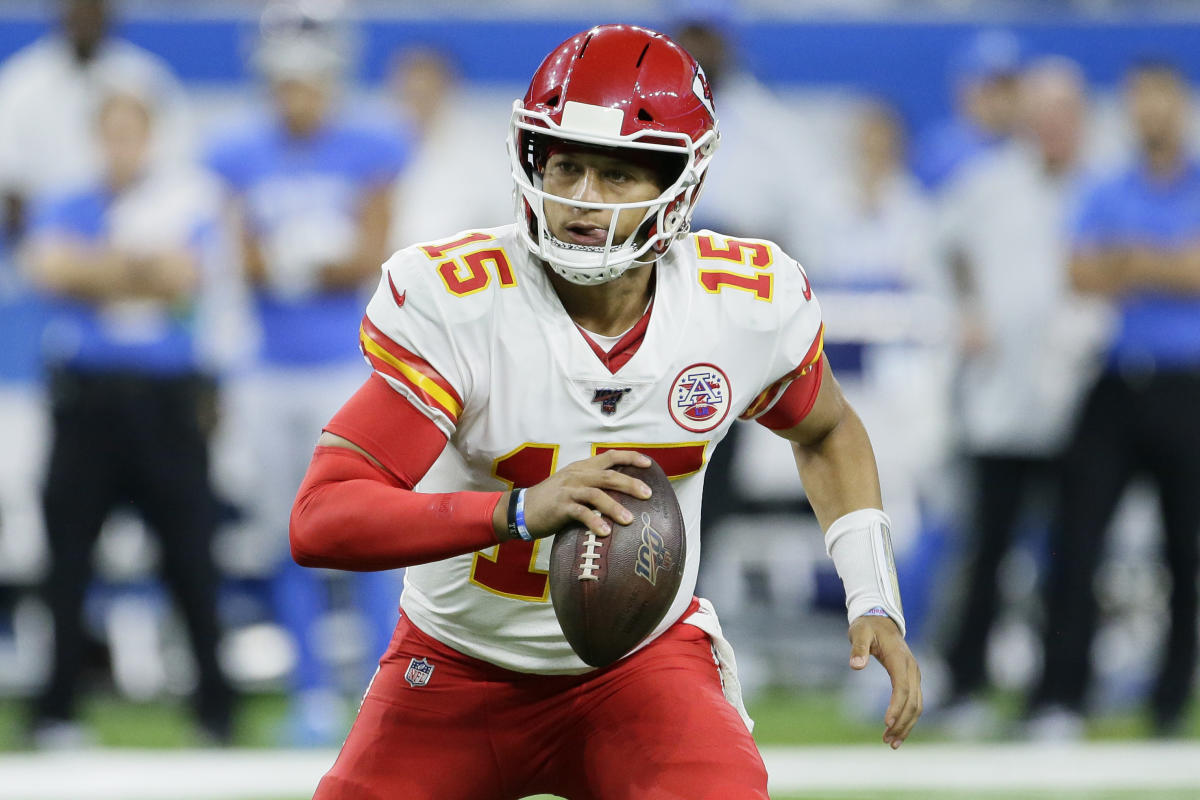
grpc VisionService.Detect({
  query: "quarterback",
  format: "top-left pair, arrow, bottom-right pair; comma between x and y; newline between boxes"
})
291,24 -> 921,799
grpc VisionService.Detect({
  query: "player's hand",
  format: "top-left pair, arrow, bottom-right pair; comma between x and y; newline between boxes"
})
516,450 -> 654,540
848,614 -> 922,749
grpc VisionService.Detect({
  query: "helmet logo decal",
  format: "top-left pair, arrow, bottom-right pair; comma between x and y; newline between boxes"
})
692,67 -> 716,119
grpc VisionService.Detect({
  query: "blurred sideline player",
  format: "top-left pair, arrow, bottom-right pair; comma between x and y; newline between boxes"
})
0,0 -> 191,603
788,101 -> 951,641
668,10 -> 828,628
206,1 -> 406,745
23,84 -> 233,747
913,29 -> 1025,192
935,59 -> 1107,733
385,46 -> 512,250
1027,59 -> 1200,740
289,25 -> 921,798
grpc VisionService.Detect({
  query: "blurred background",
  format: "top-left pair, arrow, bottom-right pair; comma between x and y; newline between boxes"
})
2,0 -> 1200,796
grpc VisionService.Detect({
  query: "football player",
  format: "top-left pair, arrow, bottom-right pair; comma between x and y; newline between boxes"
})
291,24 -> 921,798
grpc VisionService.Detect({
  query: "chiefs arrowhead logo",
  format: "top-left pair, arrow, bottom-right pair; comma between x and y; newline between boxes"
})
387,273 -> 407,308
692,66 -> 716,118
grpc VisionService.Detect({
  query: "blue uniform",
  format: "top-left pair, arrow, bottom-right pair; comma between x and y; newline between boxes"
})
912,117 -> 1005,192
207,116 -> 407,743
0,250 -> 46,384
29,187 -> 206,375
1072,160 -> 1200,372
1032,157 -> 1200,731
207,119 -> 407,365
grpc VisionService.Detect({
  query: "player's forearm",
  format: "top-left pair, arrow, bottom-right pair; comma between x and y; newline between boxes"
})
289,446 -> 504,571
790,405 -> 884,532
1069,251 -> 1127,296
118,249 -> 199,303
319,187 -> 394,290
29,243 -> 125,302
318,254 -> 379,290
1126,246 -> 1200,294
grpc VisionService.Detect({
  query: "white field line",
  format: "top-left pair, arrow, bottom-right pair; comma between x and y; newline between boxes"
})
761,743 -> 1200,793
0,743 -> 1197,799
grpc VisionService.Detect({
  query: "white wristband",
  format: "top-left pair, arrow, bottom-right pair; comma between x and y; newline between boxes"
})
824,508 -> 906,638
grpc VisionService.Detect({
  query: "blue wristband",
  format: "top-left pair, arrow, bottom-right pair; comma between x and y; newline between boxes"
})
514,489 -> 532,541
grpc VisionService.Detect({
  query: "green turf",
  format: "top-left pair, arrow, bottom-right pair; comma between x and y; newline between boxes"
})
0,686 -> 1196,749
0,692 -> 295,749
257,795 -> 1200,800
2,688 -> 1197,800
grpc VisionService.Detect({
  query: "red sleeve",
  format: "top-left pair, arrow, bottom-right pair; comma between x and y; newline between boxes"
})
289,375 -> 504,571
740,324 -> 825,430
755,355 -> 825,430
323,373 -> 446,485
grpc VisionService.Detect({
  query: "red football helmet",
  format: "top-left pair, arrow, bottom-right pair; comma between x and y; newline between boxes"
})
508,24 -> 720,284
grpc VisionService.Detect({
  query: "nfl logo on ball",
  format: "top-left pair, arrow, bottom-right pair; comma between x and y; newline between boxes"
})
405,657 -> 435,687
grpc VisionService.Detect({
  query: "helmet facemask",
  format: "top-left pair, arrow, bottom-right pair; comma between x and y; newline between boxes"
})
508,101 -> 718,285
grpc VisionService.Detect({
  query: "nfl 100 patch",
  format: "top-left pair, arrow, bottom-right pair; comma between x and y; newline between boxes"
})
591,387 -> 632,415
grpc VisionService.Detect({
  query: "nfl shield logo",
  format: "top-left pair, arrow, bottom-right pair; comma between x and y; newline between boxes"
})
405,657 -> 435,687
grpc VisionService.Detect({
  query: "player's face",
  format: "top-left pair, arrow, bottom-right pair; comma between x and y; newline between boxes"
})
62,0 -> 107,58
541,150 -> 664,248
98,94 -> 151,186
272,77 -> 334,136
1128,70 -> 1187,153
964,74 -> 1022,135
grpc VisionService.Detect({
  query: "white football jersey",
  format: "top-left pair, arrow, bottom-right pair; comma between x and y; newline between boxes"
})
359,223 -> 822,673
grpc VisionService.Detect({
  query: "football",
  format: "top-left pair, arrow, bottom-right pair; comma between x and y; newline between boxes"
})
549,457 -> 686,668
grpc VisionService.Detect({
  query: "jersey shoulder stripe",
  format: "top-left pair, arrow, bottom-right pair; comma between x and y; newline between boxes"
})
741,323 -> 825,422
359,315 -> 463,424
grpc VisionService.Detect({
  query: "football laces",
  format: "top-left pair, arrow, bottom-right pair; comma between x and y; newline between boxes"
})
577,531 -> 603,581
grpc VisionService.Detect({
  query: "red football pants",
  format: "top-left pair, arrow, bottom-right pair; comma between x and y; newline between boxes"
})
314,607 -> 769,799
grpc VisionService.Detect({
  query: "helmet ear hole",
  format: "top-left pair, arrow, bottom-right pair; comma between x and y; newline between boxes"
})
637,108 -> 654,122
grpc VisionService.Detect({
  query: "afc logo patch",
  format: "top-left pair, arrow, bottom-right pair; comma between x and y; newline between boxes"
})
591,387 -> 631,415
405,657 -> 435,688
668,363 -> 731,433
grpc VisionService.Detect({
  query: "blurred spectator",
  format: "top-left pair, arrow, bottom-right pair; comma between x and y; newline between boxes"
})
933,58 -> 1108,731
206,2 -> 407,746
671,10 -> 817,242
0,0 -> 192,241
23,86 -> 233,748
0,0 -> 191,599
385,46 -> 511,249
671,10 -> 827,601
789,101 -> 949,637
913,29 -> 1025,192
1027,59 -> 1200,739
